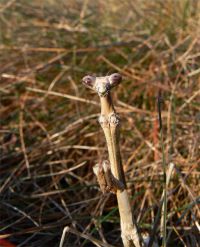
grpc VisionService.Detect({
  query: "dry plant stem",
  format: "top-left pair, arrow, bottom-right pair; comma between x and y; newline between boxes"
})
100,92 -> 140,247
82,74 -> 142,247
157,90 -> 167,247
60,226 -> 114,247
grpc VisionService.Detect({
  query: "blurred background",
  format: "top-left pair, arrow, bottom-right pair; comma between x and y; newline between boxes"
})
0,0 -> 199,246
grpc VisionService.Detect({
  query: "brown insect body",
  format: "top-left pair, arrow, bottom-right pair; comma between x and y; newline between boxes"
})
83,73 -> 142,247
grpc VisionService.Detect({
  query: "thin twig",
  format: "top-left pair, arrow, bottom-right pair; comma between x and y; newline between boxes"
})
19,104 -> 31,177
60,226 -> 114,247
26,87 -> 99,106
157,90 -> 167,247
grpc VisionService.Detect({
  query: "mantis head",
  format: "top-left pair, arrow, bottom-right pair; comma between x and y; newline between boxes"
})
82,73 -> 122,97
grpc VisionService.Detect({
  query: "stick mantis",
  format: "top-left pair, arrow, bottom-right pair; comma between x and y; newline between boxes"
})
82,73 -> 142,247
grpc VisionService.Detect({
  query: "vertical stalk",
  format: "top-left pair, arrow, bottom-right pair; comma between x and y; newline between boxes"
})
82,73 -> 142,247
157,90 -> 167,247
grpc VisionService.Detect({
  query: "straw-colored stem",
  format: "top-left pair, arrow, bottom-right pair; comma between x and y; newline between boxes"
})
99,94 -> 141,247
82,74 -> 142,247
100,96 -> 125,183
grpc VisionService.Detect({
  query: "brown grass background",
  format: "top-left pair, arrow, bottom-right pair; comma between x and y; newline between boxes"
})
0,0 -> 199,246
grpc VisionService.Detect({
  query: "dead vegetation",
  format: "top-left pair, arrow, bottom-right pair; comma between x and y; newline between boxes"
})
0,0 -> 199,246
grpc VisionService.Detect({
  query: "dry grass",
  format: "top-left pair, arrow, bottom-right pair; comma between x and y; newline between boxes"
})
0,0 -> 200,246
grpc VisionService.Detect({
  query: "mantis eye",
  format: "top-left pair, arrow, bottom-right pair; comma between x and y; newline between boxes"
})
109,73 -> 122,86
82,75 -> 95,88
